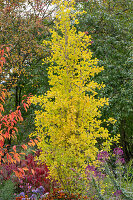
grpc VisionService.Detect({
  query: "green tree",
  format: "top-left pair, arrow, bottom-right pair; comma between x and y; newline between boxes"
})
76,0 -> 133,161
0,0 -> 52,109
0,0 -> 54,142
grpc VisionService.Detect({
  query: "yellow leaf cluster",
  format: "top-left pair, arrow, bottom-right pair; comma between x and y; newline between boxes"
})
31,0 -> 115,192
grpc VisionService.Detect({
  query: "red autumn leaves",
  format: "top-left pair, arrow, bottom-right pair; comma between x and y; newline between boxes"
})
0,46 -> 32,178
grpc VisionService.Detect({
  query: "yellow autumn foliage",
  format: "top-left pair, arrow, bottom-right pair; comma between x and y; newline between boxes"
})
31,0 -> 115,192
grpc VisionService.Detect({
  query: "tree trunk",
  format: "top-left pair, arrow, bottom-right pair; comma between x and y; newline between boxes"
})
15,85 -> 18,109
19,87 -> 22,106
120,119 -> 131,162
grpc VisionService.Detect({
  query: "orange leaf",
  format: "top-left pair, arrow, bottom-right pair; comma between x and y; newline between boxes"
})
1,57 -> 6,63
0,149 -> 3,156
4,131 -> 10,139
0,104 -> 4,112
28,139 -> 35,147
23,103 -> 27,112
22,95 -> 27,98
14,127 -> 18,133
17,106 -> 20,110
0,140 -> 4,148
6,46 -> 10,53
0,135 -> 4,141
1,49 -> 4,57
22,167 -> 29,171
34,139 -> 38,144
19,152 -> 25,155
13,170 -> 23,178
18,168 -> 25,174
31,169 -> 35,175
14,153 -> 20,162
21,144 -> 27,150
13,145 -> 16,152
6,153 -> 14,163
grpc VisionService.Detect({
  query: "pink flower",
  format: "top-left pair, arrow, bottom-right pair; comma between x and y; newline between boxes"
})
113,148 -> 123,156
97,151 -> 109,162
90,40 -> 94,44
113,190 -> 122,197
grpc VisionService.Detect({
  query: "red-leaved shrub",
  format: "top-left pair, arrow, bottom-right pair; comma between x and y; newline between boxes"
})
16,150 -> 53,194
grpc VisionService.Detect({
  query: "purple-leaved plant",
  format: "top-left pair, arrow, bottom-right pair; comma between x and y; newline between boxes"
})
113,148 -> 125,164
97,151 -> 109,163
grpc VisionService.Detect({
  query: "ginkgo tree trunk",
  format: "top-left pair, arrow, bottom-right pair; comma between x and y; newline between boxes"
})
31,0 -> 116,192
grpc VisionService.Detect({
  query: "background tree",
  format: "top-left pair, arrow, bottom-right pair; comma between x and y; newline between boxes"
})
0,0 -> 55,141
75,0 -> 133,161
0,0 -> 53,109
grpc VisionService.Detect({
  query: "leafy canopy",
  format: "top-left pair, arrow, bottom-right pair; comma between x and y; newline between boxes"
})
31,0 -> 118,191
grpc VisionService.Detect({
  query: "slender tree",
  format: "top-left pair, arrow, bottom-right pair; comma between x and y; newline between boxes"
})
31,0 -> 116,192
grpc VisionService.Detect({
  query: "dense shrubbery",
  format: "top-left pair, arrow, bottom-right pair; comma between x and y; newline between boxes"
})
0,150 -> 54,199
0,148 -> 132,199
16,151 -> 51,193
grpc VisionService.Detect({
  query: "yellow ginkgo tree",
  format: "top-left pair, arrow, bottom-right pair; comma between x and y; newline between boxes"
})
31,0 -> 116,192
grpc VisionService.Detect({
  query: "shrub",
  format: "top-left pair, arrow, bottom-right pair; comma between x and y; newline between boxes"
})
85,148 -> 133,199
15,151 -> 53,195
0,150 -> 54,199
0,179 -> 15,200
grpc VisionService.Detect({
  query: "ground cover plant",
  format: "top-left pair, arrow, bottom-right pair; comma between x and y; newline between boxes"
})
1,148 -> 130,199
0,148 -> 133,199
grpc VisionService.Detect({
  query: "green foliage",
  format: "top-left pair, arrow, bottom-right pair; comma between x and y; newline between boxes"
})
0,179 -> 15,200
124,159 -> 133,186
104,161 -> 133,199
67,150 -> 133,199
89,162 -> 133,200
0,0 -> 51,107
89,149 -> 133,199
0,0 -> 52,146
91,176 -> 104,200
76,0 -> 133,161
